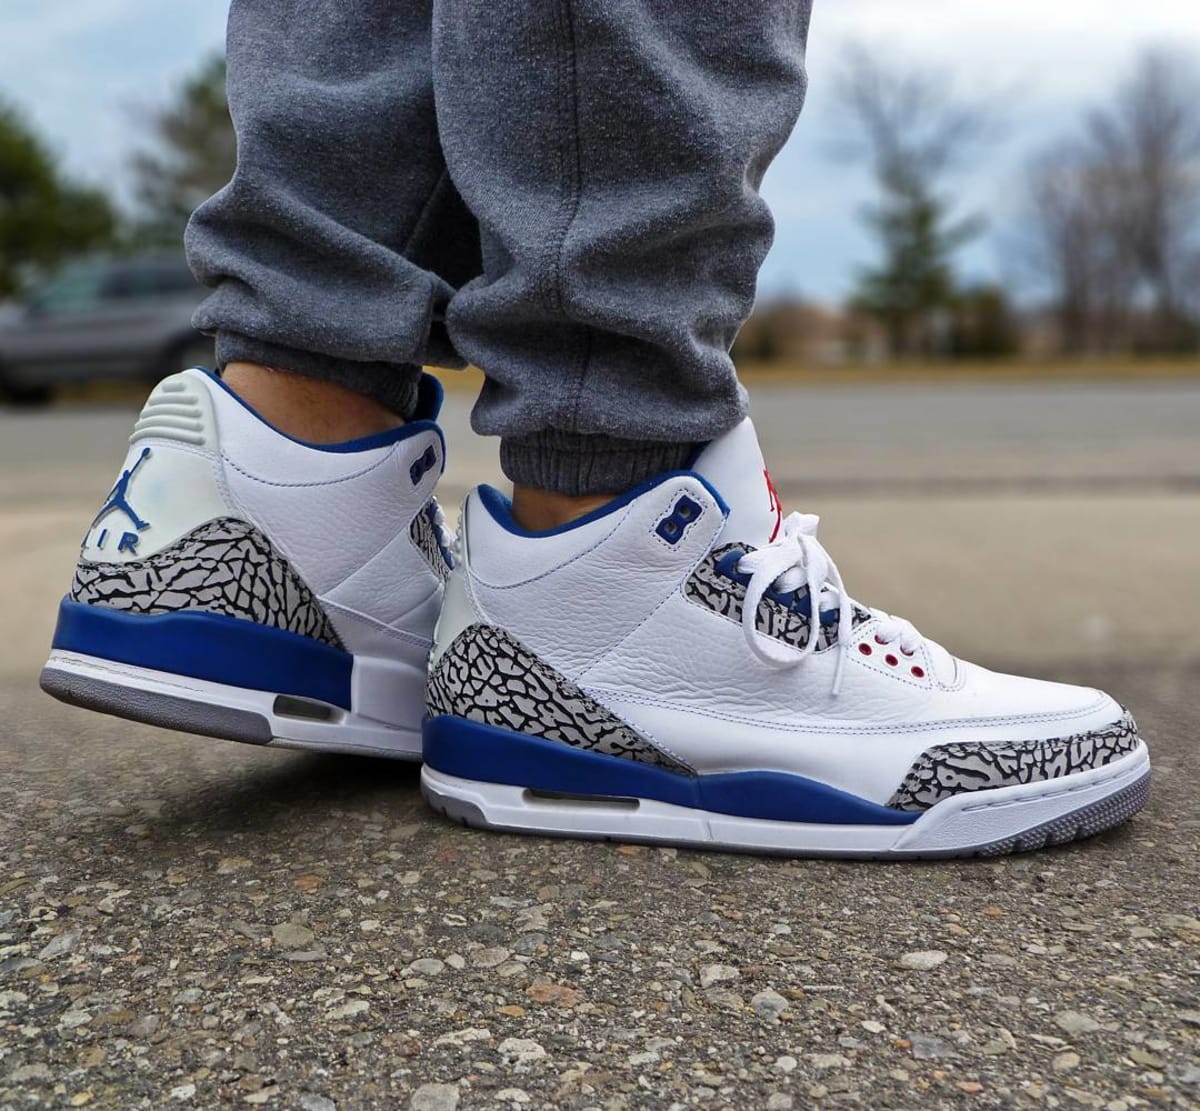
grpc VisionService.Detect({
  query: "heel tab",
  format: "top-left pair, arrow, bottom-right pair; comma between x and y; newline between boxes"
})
431,497 -> 483,669
85,370 -> 237,563
431,563 -> 480,670
130,370 -> 218,449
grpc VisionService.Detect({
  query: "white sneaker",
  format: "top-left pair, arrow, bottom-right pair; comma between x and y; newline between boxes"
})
41,368 -> 451,758
422,418 -> 1149,857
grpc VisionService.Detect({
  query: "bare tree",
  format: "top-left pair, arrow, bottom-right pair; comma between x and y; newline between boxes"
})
1024,49 -> 1200,354
832,45 -> 997,357
1088,49 -> 1200,346
1025,146 -> 1132,354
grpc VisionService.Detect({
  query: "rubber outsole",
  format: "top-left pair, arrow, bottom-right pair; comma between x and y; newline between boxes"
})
420,760 -> 1151,860
974,770 -> 1150,856
40,666 -> 272,745
40,650 -> 424,759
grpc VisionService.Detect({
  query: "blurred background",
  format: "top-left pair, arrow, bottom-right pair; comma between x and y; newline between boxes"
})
6,2 -> 1200,384
2,11 -> 1197,1106
1,1 -> 1198,677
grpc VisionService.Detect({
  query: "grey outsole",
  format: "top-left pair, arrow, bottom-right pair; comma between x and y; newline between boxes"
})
974,770 -> 1150,856
40,667 -> 273,746
422,771 -> 1151,861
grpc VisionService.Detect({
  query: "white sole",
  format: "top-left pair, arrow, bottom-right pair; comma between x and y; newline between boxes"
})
421,743 -> 1151,858
41,650 -> 422,760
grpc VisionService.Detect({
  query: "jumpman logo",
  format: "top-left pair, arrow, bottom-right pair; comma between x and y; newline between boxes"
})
764,468 -> 783,543
93,447 -> 152,531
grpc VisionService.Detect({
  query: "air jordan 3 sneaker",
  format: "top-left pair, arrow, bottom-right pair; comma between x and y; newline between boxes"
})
422,418 -> 1149,857
41,367 -> 451,758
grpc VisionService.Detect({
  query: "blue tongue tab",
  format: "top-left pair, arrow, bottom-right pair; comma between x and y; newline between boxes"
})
690,417 -> 782,549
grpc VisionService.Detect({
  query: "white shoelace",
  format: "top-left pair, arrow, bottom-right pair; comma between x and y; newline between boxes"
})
736,512 -> 923,695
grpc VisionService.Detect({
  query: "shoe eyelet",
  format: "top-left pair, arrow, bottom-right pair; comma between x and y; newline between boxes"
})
874,633 -> 887,645
911,665 -> 925,679
901,647 -> 915,657
858,643 -> 872,656
885,654 -> 898,667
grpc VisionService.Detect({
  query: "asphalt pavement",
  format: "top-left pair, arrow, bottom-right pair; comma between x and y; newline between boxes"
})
1,378 -> 1198,1109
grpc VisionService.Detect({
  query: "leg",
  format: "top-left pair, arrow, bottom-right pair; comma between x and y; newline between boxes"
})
421,2 -> 1150,857
433,0 -> 811,513
45,0 -> 463,756
186,0 -> 481,435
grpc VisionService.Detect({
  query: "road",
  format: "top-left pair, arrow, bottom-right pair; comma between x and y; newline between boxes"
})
1,378 -> 1198,1108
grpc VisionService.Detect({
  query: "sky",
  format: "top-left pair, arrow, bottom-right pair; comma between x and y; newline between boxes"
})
3,0 -> 1200,301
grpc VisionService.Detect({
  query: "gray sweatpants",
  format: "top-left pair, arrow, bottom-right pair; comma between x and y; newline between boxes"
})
185,0 -> 812,495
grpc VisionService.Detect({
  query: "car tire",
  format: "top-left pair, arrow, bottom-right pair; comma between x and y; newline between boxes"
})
0,366 -> 52,407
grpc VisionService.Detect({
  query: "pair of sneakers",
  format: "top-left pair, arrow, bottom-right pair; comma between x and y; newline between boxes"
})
42,368 -> 1150,858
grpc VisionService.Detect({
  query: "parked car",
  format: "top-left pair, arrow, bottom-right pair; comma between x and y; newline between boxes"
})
0,255 -> 214,405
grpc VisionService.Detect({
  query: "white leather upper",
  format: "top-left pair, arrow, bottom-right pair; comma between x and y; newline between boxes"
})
691,417 -> 780,548
81,368 -> 446,654
83,374 -> 233,562
450,416 -> 1125,804
458,477 -> 724,676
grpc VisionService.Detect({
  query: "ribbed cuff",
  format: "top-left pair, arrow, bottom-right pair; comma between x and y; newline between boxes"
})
500,430 -> 696,495
215,332 -> 422,420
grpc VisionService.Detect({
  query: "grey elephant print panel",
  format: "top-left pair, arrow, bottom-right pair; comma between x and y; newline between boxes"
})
71,517 -> 343,648
427,623 -> 692,774
888,712 -> 1141,811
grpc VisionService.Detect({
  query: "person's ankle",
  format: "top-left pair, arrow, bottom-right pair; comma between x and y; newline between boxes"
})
511,485 -> 617,531
221,362 -> 405,443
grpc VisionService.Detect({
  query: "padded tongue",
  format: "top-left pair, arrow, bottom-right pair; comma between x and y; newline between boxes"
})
691,417 -> 782,549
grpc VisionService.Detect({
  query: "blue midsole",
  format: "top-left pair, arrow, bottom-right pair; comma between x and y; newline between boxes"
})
423,715 -> 918,826
50,598 -> 353,710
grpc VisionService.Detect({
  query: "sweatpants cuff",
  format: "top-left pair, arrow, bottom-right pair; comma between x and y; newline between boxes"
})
215,332 -> 423,419
500,430 -> 696,496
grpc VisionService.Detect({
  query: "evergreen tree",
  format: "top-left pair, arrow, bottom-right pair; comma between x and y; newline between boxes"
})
852,170 -> 981,357
0,99 -> 115,296
835,47 -> 994,358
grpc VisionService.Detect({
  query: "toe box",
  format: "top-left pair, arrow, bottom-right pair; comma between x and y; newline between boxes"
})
889,664 -> 1141,811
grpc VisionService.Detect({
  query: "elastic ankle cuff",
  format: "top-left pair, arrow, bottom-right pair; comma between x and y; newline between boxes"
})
215,333 -> 422,420
500,431 -> 696,496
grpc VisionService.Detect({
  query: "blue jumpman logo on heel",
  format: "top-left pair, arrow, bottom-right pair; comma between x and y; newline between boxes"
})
92,447 -> 152,531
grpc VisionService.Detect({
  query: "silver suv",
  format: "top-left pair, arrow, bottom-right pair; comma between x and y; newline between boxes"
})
0,255 -> 214,405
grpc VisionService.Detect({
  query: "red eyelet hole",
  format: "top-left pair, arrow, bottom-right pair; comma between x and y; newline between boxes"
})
858,643 -> 872,656
874,634 -> 887,645
901,647 -> 915,657
885,654 -> 899,667
911,665 -> 925,678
